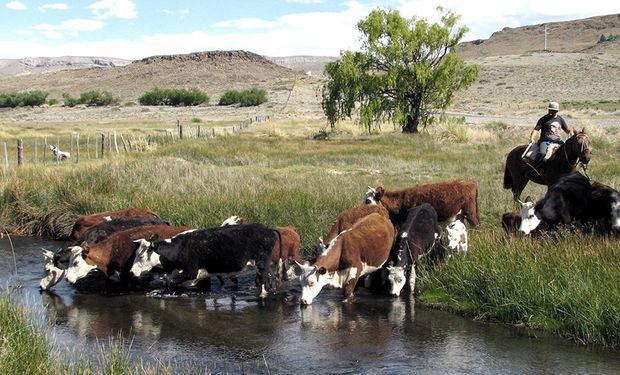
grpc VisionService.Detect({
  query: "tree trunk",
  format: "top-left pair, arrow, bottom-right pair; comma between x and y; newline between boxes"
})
402,114 -> 419,133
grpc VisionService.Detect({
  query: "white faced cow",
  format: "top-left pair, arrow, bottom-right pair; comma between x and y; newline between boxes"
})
362,180 -> 480,228
130,224 -> 278,297
446,219 -> 468,253
519,172 -> 592,235
296,213 -> 395,304
40,249 -> 66,290
386,204 -> 440,297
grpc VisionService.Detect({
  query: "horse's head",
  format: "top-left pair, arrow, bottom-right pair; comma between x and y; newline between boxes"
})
566,130 -> 591,166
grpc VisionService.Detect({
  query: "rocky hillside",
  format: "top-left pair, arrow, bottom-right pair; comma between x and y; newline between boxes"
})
0,50 -> 296,103
0,56 -> 131,79
458,14 -> 620,58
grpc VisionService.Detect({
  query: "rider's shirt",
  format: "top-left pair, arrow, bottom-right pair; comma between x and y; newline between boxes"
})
534,114 -> 569,143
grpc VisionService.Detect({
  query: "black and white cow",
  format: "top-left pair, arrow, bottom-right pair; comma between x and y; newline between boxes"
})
386,204 -> 441,297
519,172 -> 592,235
130,224 -> 278,297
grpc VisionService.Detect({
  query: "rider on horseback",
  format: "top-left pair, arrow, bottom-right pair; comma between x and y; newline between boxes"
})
527,101 -> 575,170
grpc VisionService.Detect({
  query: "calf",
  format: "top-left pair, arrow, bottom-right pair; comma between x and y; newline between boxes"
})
296,213 -> 395,304
446,219 -> 468,253
130,223 -> 277,297
320,204 -> 389,248
59,225 -> 192,291
55,216 -> 170,269
71,208 -> 161,239
501,212 -> 522,235
363,179 -> 480,227
386,204 -> 440,297
519,172 -> 592,235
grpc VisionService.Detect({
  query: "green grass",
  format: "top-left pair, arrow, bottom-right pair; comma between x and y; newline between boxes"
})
561,99 -> 620,112
1,119 -> 620,348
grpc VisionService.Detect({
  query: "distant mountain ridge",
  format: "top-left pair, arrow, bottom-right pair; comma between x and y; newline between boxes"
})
458,13 -> 620,58
0,56 -> 131,79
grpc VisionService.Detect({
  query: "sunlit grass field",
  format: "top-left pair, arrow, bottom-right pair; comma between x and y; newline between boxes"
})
1,117 -> 620,353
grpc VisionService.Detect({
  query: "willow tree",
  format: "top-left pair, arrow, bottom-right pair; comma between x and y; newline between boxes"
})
322,7 -> 478,133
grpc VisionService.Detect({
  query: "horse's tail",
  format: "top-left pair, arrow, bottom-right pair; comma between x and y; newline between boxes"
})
503,161 -> 513,190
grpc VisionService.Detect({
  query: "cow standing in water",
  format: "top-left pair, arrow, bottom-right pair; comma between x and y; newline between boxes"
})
130,223 -> 278,297
296,213 -> 395,304
385,204 -> 440,297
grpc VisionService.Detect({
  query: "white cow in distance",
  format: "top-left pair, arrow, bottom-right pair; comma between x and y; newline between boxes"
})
50,145 -> 70,160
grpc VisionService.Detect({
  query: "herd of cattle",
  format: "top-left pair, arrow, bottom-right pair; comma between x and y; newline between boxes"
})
40,173 -> 618,304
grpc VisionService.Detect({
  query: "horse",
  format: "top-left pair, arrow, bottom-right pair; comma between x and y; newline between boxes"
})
50,145 -> 71,160
503,130 -> 591,201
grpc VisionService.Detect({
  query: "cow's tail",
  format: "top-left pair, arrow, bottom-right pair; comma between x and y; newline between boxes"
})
503,161 -> 513,190
272,228 -> 284,282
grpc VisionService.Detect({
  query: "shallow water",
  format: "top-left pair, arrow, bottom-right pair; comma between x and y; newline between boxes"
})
1,236 -> 619,374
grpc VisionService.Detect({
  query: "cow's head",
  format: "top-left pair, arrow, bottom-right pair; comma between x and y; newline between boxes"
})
129,236 -> 162,278
65,245 -> 98,284
363,186 -> 384,205
40,248 -> 66,290
295,261 -> 330,305
610,192 -> 620,232
386,261 -> 407,297
446,220 -> 468,253
220,215 -> 245,226
518,197 -> 541,235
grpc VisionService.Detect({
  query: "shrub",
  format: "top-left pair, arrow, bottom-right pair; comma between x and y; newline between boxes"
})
0,91 -> 48,107
218,90 -> 241,106
218,88 -> 268,107
79,90 -> 119,106
139,88 -> 209,106
62,93 -> 80,107
239,88 -> 268,107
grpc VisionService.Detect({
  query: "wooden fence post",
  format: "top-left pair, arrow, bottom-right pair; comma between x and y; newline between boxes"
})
101,134 -> 105,158
113,131 -> 119,155
44,137 -> 47,163
34,139 -> 38,163
179,125 -> 183,140
87,135 -> 91,159
17,139 -> 23,167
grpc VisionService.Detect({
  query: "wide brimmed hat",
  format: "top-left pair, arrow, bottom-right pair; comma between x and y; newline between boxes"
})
548,101 -> 559,111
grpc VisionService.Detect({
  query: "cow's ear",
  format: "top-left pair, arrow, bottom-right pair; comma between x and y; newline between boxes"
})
149,233 -> 160,242
317,267 -> 327,275
374,186 -> 385,200
80,241 -> 90,253
524,195 -> 533,203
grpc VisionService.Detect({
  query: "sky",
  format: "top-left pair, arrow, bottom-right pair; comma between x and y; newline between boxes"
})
0,0 -> 618,60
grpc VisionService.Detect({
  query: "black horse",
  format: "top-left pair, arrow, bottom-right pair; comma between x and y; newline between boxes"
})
503,130 -> 591,200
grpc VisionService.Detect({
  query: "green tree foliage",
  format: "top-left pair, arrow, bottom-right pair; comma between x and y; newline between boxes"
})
138,88 -> 209,106
218,88 -> 267,107
322,7 -> 479,133
0,91 -> 48,107
62,91 -> 119,107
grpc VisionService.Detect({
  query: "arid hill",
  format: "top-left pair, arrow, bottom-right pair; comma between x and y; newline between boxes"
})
0,56 -> 131,79
458,14 -> 620,58
0,50 -> 296,104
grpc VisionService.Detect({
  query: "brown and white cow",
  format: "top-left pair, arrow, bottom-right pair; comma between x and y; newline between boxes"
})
362,180 -> 480,227
296,213 -> 395,304
71,208 -> 162,240
320,204 -> 390,249
60,225 -> 192,290
273,226 -> 302,282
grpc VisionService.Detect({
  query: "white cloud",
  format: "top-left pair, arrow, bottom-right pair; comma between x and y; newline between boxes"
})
161,8 -> 189,20
38,3 -> 69,12
88,0 -> 137,20
34,18 -> 105,39
6,1 -> 26,10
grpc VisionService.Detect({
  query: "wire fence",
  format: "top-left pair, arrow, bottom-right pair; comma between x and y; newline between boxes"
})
1,115 -> 273,172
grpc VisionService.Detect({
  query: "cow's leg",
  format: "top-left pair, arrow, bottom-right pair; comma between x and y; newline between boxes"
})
343,267 -> 360,301
407,266 -> 417,295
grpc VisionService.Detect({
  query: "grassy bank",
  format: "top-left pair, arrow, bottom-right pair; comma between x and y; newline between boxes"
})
1,119 -> 620,348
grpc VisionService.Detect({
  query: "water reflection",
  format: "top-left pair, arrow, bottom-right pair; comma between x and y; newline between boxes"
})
3,237 -> 620,374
